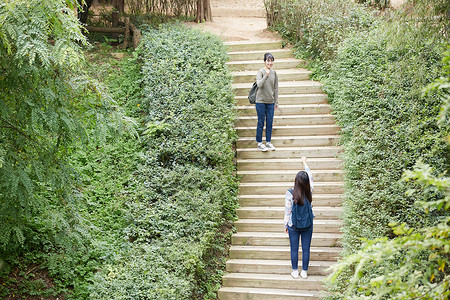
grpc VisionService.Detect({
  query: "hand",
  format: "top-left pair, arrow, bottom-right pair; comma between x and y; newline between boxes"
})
284,228 -> 288,234
275,105 -> 278,110
265,68 -> 270,76
301,156 -> 307,164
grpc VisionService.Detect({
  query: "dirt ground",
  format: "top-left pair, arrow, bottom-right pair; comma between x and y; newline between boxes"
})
187,0 -> 280,42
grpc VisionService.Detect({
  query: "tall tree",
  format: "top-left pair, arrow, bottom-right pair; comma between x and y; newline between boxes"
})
196,0 -> 212,22
0,0 -> 133,251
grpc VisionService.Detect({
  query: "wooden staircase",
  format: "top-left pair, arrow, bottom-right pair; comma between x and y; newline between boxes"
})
218,40 -> 343,299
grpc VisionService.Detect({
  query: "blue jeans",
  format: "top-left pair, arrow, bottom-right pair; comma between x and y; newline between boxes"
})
288,225 -> 313,271
255,103 -> 275,143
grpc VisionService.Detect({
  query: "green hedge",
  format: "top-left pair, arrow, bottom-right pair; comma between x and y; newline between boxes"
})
88,24 -> 238,299
265,0 -> 449,297
325,25 -> 448,251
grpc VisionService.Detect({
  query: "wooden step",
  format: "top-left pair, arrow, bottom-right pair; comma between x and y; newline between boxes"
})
236,206 -> 342,220
236,125 -> 340,137
238,194 -> 342,207
232,232 -> 341,247
233,81 -> 322,96
232,68 -> 310,83
237,146 -> 342,159
234,219 -> 342,233
238,170 -> 343,182
226,259 -> 335,275
236,114 -> 336,127
237,158 -> 343,170
225,40 -> 283,52
238,104 -> 331,116
229,49 -> 293,62
229,245 -> 340,261
227,58 -> 302,71
222,273 -> 325,290
237,135 -> 339,148
239,182 -> 344,195
218,286 -> 322,300
235,94 -> 328,106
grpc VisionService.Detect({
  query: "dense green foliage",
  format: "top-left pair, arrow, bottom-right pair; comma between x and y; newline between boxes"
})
264,0 -> 374,69
329,49 -> 450,298
0,0 -> 131,259
330,161 -> 450,298
265,0 -> 449,297
1,1 -> 237,297
325,26 -> 447,248
0,1 -> 133,298
0,0 -> 85,250
87,25 -> 238,299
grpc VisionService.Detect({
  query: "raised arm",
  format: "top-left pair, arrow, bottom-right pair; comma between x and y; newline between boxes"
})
256,69 -> 269,88
302,156 -> 314,194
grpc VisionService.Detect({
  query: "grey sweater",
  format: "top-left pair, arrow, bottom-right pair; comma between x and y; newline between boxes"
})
256,68 -> 279,106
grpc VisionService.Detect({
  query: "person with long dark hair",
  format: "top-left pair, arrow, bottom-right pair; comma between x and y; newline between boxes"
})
255,53 -> 278,151
284,156 -> 314,279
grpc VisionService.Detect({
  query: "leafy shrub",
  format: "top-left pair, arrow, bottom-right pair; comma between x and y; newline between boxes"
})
88,24 -> 238,299
325,20 -> 448,252
266,0 -> 449,297
265,0 -> 375,66
325,46 -> 450,298
329,162 -> 450,299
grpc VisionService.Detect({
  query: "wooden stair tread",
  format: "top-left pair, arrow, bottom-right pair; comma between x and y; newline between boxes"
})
218,286 -> 322,296
227,58 -> 301,64
233,231 -> 342,238
233,81 -> 322,88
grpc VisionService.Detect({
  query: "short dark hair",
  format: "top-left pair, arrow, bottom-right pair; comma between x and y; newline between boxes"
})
264,53 -> 274,62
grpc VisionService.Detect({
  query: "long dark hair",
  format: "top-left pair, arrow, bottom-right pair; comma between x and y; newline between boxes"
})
293,171 -> 312,206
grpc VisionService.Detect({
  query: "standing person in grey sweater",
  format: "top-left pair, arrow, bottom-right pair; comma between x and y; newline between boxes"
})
255,53 -> 279,151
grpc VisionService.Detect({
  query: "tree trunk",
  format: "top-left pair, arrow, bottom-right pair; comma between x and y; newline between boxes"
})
196,0 -> 212,22
113,0 -> 125,13
111,10 -> 120,39
196,0 -> 204,22
77,0 -> 94,24
205,0 -> 212,21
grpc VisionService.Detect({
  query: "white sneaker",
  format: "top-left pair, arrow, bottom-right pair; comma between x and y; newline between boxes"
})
291,270 -> 299,279
265,142 -> 276,151
300,270 -> 308,279
257,143 -> 268,152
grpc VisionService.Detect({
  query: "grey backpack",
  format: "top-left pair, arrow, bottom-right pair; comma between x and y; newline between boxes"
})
248,82 -> 258,104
